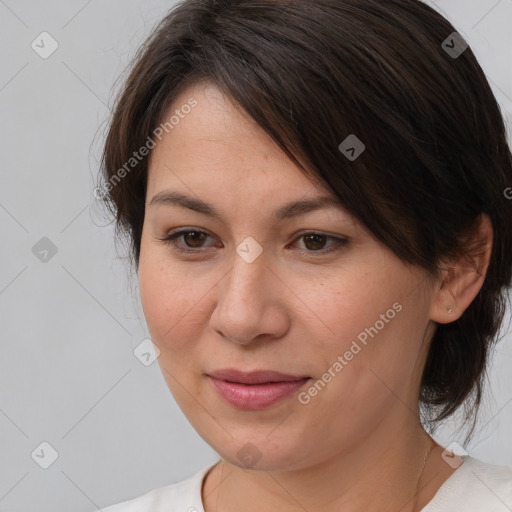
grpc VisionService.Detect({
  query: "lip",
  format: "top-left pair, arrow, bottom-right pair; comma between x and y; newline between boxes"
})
208,369 -> 310,384
207,369 -> 311,410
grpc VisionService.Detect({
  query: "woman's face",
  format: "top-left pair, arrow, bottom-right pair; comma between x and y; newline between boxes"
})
138,81 -> 438,471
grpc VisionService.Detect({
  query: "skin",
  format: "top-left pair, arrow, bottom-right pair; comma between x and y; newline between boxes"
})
138,81 -> 493,512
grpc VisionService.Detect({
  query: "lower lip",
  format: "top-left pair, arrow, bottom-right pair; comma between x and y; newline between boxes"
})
209,376 -> 310,410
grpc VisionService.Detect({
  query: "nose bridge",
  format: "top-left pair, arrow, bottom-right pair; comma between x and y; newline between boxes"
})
225,241 -> 268,300
210,241 -> 277,343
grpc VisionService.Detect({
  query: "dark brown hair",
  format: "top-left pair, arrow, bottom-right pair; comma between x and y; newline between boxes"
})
99,0 -> 512,442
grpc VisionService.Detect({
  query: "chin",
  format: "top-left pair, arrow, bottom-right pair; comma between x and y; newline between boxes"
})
207,433 -> 313,472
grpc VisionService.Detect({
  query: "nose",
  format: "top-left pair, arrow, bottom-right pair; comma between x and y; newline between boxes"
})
209,249 -> 289,345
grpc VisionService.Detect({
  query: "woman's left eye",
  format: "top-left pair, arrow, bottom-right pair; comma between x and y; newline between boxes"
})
156,229 -> 348,255
291,232 -> 349,254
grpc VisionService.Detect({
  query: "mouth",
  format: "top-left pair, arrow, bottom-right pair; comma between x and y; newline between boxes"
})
207,369 -> 311,409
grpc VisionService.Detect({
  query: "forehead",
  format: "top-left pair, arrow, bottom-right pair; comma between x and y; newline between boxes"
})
147,81 -> 332,198
144,82 -> 363,234
150,82 -> 290,165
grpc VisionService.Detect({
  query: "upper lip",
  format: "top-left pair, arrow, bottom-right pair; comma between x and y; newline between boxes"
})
208,369 -> 310,384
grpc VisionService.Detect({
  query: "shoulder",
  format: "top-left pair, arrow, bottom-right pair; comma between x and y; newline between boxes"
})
424,455 -> 512,511
456,456 -> 512,500
101,461 -> 219,512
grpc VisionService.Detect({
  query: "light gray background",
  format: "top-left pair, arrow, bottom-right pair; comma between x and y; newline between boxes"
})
0,1 -> 511,511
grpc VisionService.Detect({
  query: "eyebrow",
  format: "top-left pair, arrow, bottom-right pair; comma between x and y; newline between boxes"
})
148,191 -> 347,222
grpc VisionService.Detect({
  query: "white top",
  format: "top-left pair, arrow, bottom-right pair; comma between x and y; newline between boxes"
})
101,456 -> 512,511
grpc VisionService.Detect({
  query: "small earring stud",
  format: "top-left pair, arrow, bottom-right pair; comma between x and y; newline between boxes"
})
447,308 -> 453,314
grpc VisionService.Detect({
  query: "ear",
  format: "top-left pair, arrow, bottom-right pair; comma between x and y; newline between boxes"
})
429,213 -> 493,324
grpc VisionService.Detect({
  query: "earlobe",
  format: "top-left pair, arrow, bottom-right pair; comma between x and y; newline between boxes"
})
429,214 -> 493,325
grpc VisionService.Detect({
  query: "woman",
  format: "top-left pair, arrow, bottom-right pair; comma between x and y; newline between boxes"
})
97,0 -> 512,510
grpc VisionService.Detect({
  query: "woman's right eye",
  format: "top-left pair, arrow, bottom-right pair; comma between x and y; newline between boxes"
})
156,229 -> 216,254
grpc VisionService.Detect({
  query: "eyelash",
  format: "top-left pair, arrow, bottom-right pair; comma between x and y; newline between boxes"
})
156,229 -> 349,256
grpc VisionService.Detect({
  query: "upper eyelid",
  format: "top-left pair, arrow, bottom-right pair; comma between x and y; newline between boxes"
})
164,228 -> 348,249
166,227 -> 346,240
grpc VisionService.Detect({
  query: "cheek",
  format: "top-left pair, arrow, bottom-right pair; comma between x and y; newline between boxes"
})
138,249 -> 213,358
139,263 -> 168,336
138,248 -> 185,343
315,300 -> 429,419
302,270 -> 398,352
301,270 -> 425,396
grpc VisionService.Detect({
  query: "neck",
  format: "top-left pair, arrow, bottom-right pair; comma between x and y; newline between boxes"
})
202,417 -> 447,512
